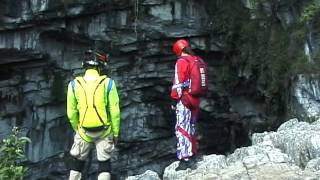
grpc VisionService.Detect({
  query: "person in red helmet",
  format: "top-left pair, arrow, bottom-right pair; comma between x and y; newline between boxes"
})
171,39 -> 207,170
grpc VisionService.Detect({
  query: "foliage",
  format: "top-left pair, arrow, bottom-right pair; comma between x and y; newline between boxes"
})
0,127 -> 31,180
300,0 -> 320,23
204,0 -> 320,116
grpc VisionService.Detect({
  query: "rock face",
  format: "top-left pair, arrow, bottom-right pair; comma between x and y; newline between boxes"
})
126,170 -> 161,180
0,0 -> 320,179
0,0 -> 233,179
128,119 -> 320,180
289,74 -> 320,121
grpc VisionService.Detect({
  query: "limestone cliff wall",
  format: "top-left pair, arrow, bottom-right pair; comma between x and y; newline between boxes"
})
1,0 -> 320,179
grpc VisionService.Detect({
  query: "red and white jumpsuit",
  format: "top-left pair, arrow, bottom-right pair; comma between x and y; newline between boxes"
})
171,55 -> 200,160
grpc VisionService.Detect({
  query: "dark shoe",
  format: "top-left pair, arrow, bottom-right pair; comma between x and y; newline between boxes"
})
175,159 -> 190,171
182,156 -> 201,170
191,154 -> 203,163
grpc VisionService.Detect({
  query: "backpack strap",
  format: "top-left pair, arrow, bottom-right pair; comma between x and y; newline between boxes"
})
106,78 -> 113,96
70,80 -> 78,104
177,56 -> 191,62
105,79 -> 113,125
71,80 -> 76,95
75,77 -> 88,127
175,56 -> 193,89
105,78 -> 113,109
76,76 -> 109,127
93,76 -> 108,126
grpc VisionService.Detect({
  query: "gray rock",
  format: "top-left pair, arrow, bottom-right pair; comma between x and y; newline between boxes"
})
1,0 -> 320,179
306,158 -> 320,172
141,0 -> 164,5
150,4 -> 173,21
277,118 -> 299,131
290,75 -> 320,120
133,119 -> 320,180
126,170 -> 161,180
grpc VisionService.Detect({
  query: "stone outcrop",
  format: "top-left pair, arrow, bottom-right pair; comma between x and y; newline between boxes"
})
128,119 -> 320,180
0,0 -> 320,179
126,170 -> 161,180
0,0 -> 227,179
289,74 -> 320,121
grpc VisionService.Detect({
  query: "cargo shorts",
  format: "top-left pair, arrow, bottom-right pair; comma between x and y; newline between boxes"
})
70,132 -> 115,161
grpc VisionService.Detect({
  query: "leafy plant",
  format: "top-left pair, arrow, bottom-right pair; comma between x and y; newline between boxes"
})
201,0 -> 320,119
0,127 -> 31,180
301,0 -> 320,23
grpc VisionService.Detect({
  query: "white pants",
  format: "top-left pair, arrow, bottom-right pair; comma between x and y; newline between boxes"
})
175,101 -> 198,160
69,133 -> 114,180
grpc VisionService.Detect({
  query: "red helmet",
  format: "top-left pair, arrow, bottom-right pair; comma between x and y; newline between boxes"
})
172,39 -> 190,56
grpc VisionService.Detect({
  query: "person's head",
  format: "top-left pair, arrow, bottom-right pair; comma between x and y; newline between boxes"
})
82,50 -> 108,70
172,39 -> 194,56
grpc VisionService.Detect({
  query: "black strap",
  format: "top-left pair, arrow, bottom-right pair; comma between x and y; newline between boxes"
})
75,76 -> 108,127
65,153 -> 85,172
75,78 -> 88,127
98,160 -> 111,173
82,125 -> 108,132
93,77 -> 107,126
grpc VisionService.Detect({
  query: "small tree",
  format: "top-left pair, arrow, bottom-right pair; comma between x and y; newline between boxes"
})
0,127 -> 31,179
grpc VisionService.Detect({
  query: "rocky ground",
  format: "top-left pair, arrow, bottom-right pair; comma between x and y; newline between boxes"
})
127,118 -> 320,180
1,0 -> 320,179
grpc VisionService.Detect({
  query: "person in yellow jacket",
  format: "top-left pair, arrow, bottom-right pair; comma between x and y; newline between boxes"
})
66,50 -> 120,180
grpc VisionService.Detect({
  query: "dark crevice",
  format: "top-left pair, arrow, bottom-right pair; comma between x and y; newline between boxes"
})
0,65 -> 13,81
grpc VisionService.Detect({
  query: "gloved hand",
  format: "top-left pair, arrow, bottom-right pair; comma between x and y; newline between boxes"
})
113,136 -> 118,146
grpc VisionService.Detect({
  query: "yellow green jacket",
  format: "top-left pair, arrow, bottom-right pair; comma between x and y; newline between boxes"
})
67,69 -> 120,142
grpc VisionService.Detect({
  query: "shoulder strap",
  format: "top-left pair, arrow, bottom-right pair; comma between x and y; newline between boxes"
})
177,56 -> 189,63
106,78 -> 113,96
70,80 -> 78,105
177,56 -> 194,83
71,80 -> 76,95
75,77 -> 87,97
105,78 -> 113,115
76,76 -> 108,126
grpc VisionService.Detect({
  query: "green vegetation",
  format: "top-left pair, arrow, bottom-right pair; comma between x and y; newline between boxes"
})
301,0 -> 320,23
0,127 -> 31,179
205,0 -> 320,115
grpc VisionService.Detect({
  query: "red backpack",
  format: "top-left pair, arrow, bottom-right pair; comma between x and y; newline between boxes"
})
182,56 -> 208,97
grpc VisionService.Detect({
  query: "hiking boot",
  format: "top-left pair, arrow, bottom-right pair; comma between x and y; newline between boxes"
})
191,154 -> 203,163
175,159 -> 190,171
187,156 -> 199,170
